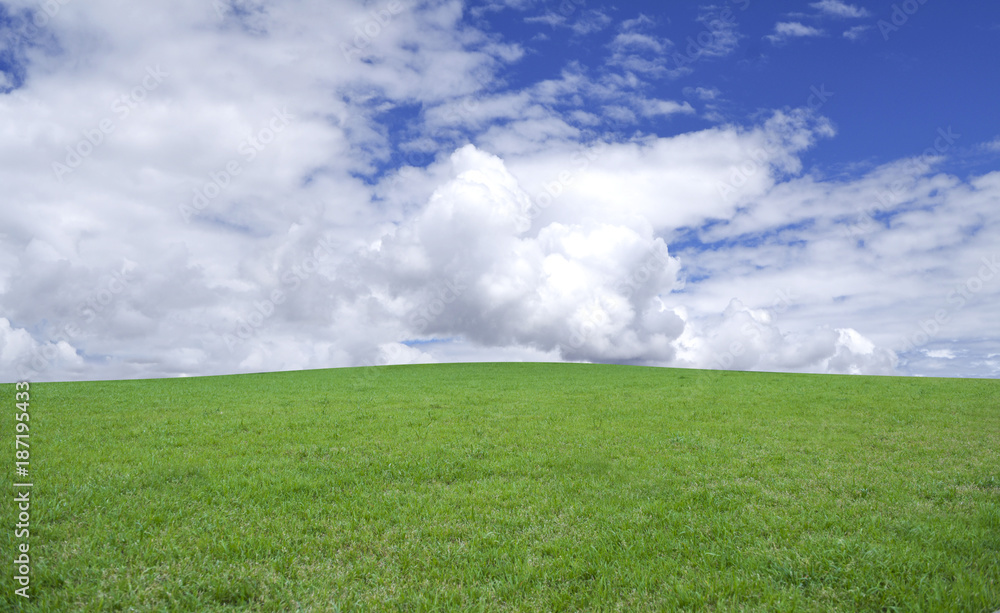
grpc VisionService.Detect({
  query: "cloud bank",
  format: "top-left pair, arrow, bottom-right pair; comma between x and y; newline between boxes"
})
2,0 -> 998,381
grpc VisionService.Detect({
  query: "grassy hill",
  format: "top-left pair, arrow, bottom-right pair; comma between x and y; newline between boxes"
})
3,363 -> 998,611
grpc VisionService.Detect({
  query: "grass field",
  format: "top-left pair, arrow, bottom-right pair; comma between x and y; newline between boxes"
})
2,362 -> 998,611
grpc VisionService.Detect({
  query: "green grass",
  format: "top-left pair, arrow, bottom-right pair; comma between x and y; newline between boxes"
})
2,363 -> 998,611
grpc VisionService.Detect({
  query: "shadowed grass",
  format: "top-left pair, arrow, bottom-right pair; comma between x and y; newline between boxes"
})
2,363 -> 998,611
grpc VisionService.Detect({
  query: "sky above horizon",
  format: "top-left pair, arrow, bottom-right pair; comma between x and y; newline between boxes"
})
2,0 -> 999,382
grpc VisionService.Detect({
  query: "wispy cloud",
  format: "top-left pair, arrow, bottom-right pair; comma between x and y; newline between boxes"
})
525,9 -> 612,36
843,24 -> 872,41
3,1 -> 997,382
810,0 -> 871,18
686,86 -> 721,101
766,22 -> 825,44
606,16 -> 682,79
693,8 -> 742,58
636,99 -> 695,118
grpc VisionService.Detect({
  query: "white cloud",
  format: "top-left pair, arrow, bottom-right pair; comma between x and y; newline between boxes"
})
843,25 -> 872,41
620,15 -> 657,32
672,301 -> 897,375
636,99 -> 695,118
693,9 -> 742,58
523,13 -> 563,28
981,137 -> 1000,152
525,9 -> 611,36
606,22 -> 680,79
665,156 -> 1000,378
2,0 -> 997,382
570,11 -> 613,36
766,22 -> 825,44
611,31 -> 669,54
687,86 -> 721,101
604,9 -> 740,80
810,0 -> 870,18
0,0 -> 519,380
0,318 -> 84,381
352,145 -> 687,364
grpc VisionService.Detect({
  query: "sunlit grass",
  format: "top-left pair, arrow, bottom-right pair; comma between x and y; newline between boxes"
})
3,363 -> 998,611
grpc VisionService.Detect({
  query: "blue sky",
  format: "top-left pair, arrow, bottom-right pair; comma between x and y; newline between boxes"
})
457,1 -> 1000,171
1,0 -> 999,381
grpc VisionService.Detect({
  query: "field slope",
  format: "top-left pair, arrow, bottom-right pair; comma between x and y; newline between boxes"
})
3,363 -> 999,611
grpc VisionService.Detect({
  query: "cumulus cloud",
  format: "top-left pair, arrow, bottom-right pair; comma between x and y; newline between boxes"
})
334,111 -> 890,373
1,318 -> 83,381
672,300 -> 897,375
354,145 -> 686,364
334,131 -> 904,374
2,0 -> 997,382
665,157 -> 1000,378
